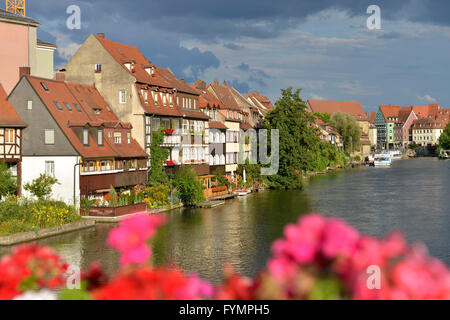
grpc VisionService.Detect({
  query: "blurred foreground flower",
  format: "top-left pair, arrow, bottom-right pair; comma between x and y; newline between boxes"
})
0,245 -> 68,300
108,214 -> 165,266
1,213 -> 449,300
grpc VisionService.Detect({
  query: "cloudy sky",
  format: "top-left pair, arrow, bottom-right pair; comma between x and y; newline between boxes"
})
27,0 -> 450,112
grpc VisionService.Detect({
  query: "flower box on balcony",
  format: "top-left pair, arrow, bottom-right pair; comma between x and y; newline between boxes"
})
164,160 -> 177,167
164,128 -> 175,136
212,186 -> 227,193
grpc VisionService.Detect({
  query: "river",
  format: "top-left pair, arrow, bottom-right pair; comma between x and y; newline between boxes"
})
1,158 -> 448,283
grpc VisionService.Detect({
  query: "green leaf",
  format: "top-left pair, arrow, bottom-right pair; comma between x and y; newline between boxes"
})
308,277 -> 343,300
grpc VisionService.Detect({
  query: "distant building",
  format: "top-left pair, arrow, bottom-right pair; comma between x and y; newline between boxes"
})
36,39 -> 57,79
411,117 -> 448,146
8,74 -> 148,204
0,9 -> 56,93
307,100 -> 370,157
374,105 -> 400,149
0,82 -> 26,195
376,104 -> 444,149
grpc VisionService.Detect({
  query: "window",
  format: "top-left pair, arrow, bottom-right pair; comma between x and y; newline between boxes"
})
44,129 -> 55,145
73,103 -> 82,112
152,118 -> 161,131
114,132 -> 122,144
98,128 -> 104,146
41,82 -> 49,91
63,102 -> 72,111
127,132 -> 131,144
5,129 -> 15,144
119,90 -> 127,104
54,102 -> 63,110
83,129 -> 89,145
45,161 -> 55,177
182,120 -> 189,134
95,64 -> 102,72
27,100 -> 33,110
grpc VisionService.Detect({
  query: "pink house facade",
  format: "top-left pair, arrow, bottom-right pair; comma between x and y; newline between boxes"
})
394,109 -> 418,148
0,9 -> 39,93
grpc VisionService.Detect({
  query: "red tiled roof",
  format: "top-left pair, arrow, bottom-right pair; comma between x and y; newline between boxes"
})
26,76 -> 146,159
0,83 -> 26,127
230,87 -> 258,112
400,104 -> 440,119
156,67 -> 199,95
95,35 -> 173,88
209,81 -> 241,111
370,112 -> 376,124
240,122 -> 253,131
190,84 -> 224,109
136,84 -> 182,117
209,121 -> 227,130
247,92 -> 275,111
379,105 -> 400,122
179,108 -> 210,120
308,100 -> 369,121
411,117 -> 447,130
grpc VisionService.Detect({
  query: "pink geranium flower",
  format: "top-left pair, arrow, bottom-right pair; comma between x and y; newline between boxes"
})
108,214 -> 166,266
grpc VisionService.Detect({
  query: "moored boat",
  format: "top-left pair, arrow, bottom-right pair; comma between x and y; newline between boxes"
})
236,189 -> 250,196
374,156 -> 392,167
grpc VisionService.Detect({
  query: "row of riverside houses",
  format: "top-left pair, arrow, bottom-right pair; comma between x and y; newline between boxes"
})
372,104 -> 450,149
1,10 -> 274,205
307,100 -> 374,158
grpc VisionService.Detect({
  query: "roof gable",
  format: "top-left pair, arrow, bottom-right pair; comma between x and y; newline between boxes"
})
0,82 -> 26,127
308,100 -> 369,121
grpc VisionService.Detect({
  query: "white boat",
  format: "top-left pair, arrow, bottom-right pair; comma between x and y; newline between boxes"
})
374,156 -> 392,167
388,150 -> 402,160
236,189 -> 250,196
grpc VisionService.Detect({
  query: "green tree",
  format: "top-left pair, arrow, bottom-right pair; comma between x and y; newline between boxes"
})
213,168 -> 230,188
314,112 -> 332,124
330,112 -> 362,153
23,174 -> 59,200
148,128 -> 170,186
173,166 -> 205,206
263,87 -> 322,190
438,122 -> 450,150
0,162 -> 16,199
237,160 -> 263,188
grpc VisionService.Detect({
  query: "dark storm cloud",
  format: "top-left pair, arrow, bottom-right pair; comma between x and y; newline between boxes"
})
29,1 -> 450,40
224,43 -> 245,50
229,80 -> 250,94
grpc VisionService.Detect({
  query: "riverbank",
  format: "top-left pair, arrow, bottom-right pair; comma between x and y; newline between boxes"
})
0,220 -> 95,246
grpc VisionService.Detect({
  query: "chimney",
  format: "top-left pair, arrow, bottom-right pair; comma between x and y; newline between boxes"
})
214,79 -> 219,85
56,71 -> 66,81
180,79 -> 186,84
19,67 -> 31,78
194,79 -> 206,91
97,33 -> 105,38
222,81 -> 228,87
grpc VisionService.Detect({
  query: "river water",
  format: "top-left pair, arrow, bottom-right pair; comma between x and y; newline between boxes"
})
1,158 -> 448,283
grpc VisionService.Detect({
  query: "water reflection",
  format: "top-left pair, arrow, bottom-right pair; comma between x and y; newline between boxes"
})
0,158 -> 448,283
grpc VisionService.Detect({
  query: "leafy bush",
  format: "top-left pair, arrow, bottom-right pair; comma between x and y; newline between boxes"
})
173,166 -> 205,207
0,162 -> 17,200
144,185 -> 170,209
23,174 -> 59,200
0,197 -> 80,235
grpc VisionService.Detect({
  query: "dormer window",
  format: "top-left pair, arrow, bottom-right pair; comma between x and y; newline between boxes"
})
114,132 -> 122,144
83,128 -> 89,146
124,63 -> 131,70
98,128 -> 104,146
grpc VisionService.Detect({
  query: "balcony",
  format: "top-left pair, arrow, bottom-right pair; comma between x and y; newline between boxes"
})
80,170 -> 148,196
161,135 -> 181,147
